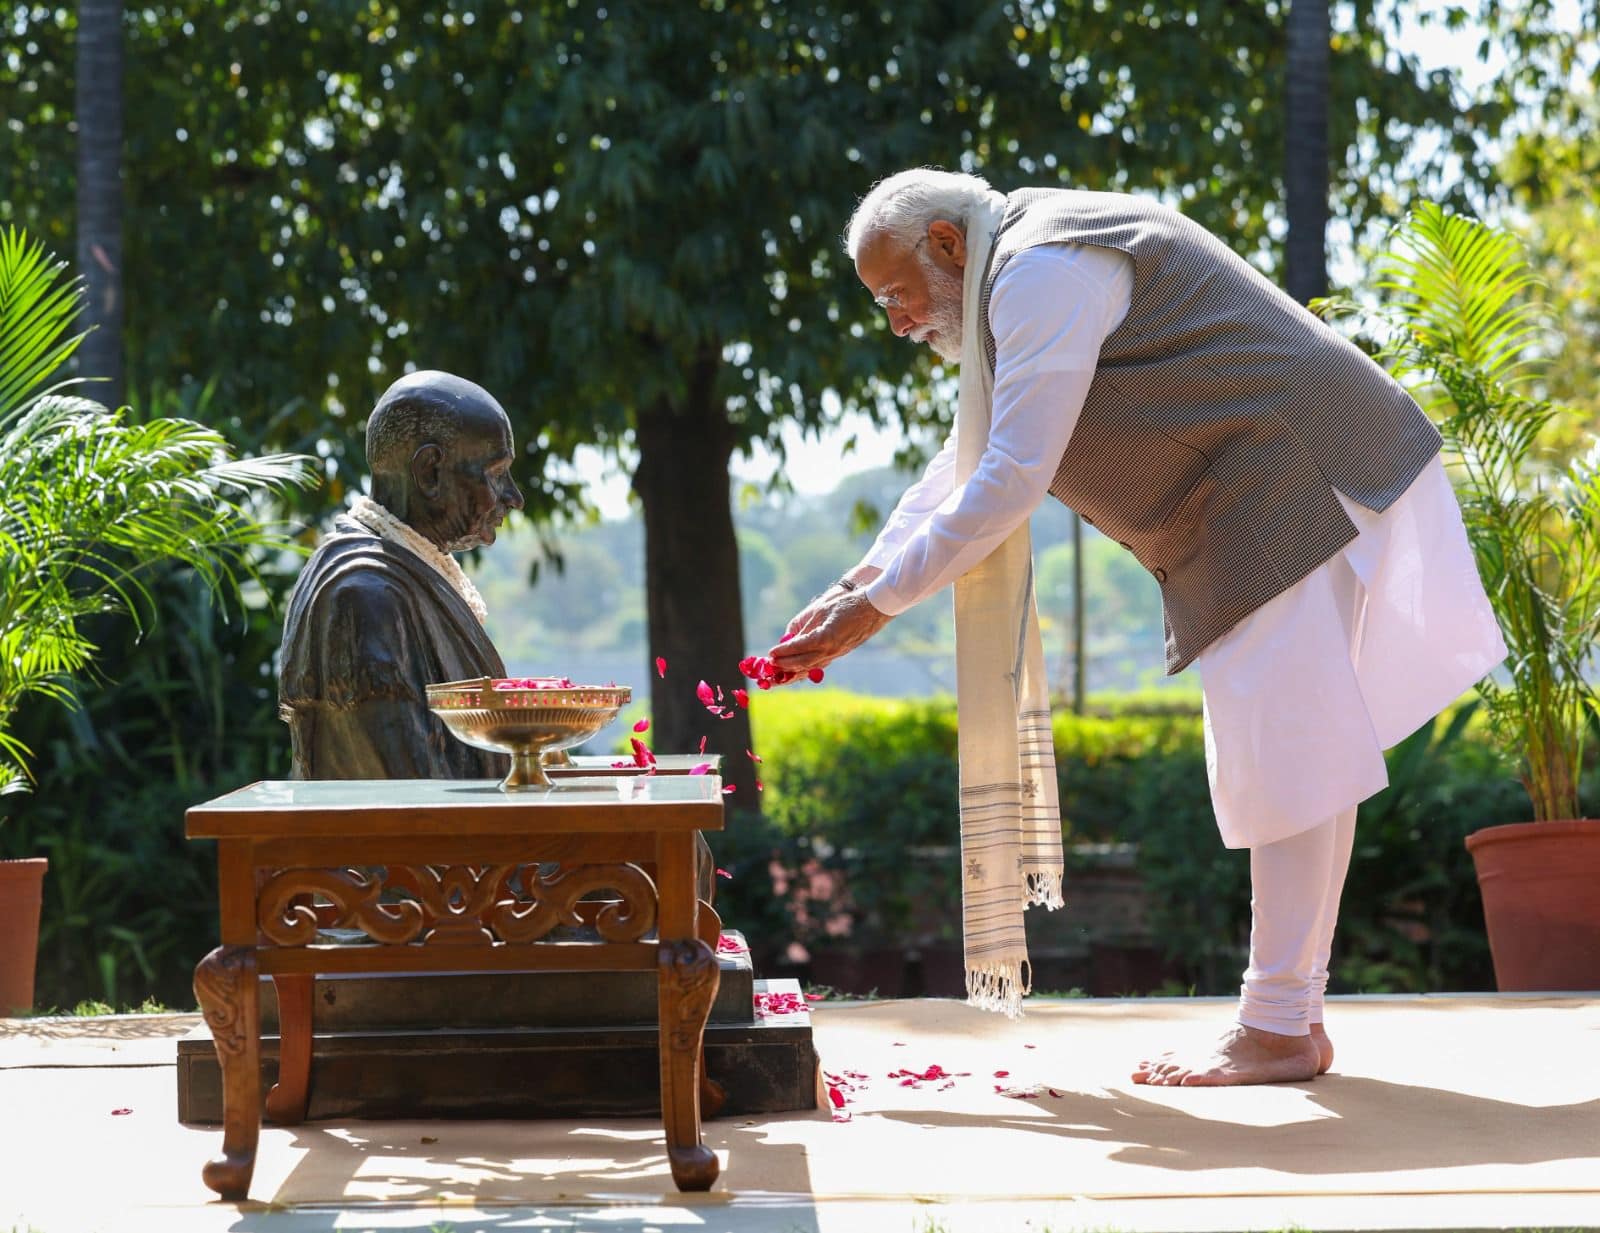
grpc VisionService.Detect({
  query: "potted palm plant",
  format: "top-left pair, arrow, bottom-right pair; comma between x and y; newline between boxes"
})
0,227 -> 315,1013
1338,204 -> 1599,991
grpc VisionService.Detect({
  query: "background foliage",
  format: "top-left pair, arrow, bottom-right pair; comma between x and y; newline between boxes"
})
0,1 -> 1595,1006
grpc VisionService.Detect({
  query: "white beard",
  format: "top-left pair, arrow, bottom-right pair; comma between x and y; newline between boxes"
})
913,250 -> 966,362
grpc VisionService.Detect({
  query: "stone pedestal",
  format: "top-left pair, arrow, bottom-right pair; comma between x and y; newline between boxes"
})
175,933 -> 820,1123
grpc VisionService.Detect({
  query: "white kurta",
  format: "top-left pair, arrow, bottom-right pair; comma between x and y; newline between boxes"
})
1196,454 -> 1506,847
859,242 -> 1506,848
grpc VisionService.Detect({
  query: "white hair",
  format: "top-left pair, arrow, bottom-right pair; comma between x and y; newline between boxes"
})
843,167 -> 995,259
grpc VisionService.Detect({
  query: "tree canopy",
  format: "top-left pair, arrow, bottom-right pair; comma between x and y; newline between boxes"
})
2,0 -> 1593,771
3,1 -> 1584,485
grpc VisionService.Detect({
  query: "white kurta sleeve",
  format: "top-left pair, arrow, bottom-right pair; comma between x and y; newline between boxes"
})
859,429 -> 959,570
864,242 -> 1134,616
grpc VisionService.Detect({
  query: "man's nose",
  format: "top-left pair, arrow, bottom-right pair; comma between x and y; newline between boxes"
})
504,475 -> 526,511
887,307 -> 914,337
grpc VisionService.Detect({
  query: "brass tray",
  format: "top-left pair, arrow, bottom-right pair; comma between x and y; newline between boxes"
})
426,677 -> 632,791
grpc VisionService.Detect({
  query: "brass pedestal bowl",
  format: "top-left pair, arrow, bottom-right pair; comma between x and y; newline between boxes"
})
426,677 -> 633,791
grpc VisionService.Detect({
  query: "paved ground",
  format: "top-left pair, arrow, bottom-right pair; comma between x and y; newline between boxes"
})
3,993 -> 1598,1233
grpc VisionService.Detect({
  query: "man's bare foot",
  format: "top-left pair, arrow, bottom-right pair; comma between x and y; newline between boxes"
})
1310,1021 -> 1333,1074
1130,1024 -> 1321,1086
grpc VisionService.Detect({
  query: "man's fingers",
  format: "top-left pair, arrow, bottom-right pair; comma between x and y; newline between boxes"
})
771,626 -> 827,662
784,608 -> 823,640
771,646 -> 832,673
770,624 -> 844,672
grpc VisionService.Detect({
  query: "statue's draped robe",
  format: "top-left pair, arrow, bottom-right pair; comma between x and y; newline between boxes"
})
279,516 -> 715,903
279,516 -> 509,780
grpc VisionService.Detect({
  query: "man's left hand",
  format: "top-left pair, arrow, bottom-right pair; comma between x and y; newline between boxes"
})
769,590 -> 891,675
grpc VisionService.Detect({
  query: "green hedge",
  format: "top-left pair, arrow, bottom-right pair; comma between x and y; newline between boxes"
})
708,689 -> 1579,995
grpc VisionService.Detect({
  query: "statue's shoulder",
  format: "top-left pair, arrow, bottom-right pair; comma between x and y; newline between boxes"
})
286,521 -> 417,626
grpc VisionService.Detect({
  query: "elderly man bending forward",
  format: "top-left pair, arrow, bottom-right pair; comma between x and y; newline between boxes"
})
773,168 -> 1505,1085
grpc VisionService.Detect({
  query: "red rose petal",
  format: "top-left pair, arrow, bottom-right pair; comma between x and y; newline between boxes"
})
688,762 -> 712,775
993,1070 -> 1009,1078
753,991 -> 810,1017
698,736 -> 707,754
733,688 -> 749,708
656,657 -> 667,678
721,784 -> 737,795
756,780 -> 764,791
632,718 -> 650,733
110,1108 -> 133,1116
746,749 -> 763,764
808,667 -> 825,683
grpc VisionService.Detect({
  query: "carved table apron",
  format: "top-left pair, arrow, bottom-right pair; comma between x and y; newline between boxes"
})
185,775 -> 725,1200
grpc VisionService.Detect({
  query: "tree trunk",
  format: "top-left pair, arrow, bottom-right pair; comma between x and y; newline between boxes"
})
632,353 -> 760,808
75,0 -> 126,411
1284,0 -> 1330,305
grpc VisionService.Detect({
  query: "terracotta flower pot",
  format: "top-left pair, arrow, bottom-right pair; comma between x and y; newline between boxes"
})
0,857 -> 48,1015
1464,819 -> 1600,992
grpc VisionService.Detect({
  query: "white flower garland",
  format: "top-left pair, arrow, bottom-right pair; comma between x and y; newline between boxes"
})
348,494 -> 488,626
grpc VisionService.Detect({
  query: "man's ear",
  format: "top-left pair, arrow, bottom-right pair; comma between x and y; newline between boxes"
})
410,443 -> 445,498
927,219 -> 967,271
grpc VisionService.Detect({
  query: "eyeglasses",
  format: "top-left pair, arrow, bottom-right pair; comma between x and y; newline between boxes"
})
870,237 -> 928,312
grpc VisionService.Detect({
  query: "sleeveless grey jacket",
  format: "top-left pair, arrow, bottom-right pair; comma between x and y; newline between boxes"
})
980,188 -> 1441,673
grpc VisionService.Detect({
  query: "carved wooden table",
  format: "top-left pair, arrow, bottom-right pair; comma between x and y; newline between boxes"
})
185,775 -> 725,1200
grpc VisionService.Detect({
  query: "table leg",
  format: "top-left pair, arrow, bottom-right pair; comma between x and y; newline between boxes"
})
694,899 -> 727,1119
265,973 -> 313,1125
659,937 -> 720,1190
193,944 -> 261,1201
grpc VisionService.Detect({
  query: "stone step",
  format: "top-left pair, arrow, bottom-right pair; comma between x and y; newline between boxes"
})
257,931 -> 755,1031
178,979 -> 819,1123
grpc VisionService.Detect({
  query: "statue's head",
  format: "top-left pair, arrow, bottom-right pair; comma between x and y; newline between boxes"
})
365,370 -> 525,551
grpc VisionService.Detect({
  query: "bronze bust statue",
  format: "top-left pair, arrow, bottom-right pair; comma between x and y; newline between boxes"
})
278,370 -> 525,779
278,370 -> 716,901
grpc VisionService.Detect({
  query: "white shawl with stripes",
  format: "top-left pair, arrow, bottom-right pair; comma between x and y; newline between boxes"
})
954,191 -> 1065,1018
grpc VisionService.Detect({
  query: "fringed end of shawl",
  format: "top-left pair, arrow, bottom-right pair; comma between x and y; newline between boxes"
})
965,958 -> 1031,1020
1025,870 -> 1064,911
